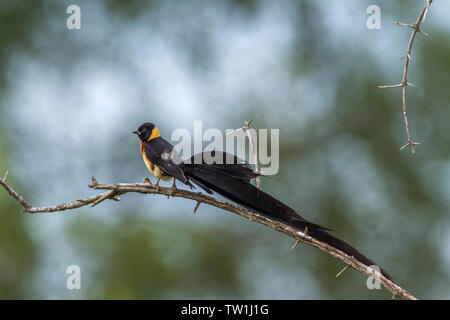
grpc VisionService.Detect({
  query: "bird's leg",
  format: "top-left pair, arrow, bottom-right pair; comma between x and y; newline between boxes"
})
171,179 -> 177,191
155,178 -> 161,190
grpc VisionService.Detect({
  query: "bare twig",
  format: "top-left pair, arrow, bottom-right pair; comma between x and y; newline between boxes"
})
227,120 -> 261,189
0,174 -> 416,300
379,0 -> 433,154
0,172 -> 31,210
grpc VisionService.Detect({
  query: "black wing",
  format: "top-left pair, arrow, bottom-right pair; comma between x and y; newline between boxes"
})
145,137 -> 188,184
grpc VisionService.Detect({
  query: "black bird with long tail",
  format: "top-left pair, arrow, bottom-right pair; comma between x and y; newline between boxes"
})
133,122 -> 393,281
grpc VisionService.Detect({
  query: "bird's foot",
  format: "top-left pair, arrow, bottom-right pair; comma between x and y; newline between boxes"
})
171,180 -> 177,191
155,178 -> 161,190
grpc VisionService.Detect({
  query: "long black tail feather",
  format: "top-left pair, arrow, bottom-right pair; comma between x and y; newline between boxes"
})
183,152 -> 393,282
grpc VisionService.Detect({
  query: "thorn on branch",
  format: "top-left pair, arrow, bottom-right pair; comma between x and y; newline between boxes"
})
379,82 -> 414,89
394,21 -> 414,29
226,126 -> 245,136
394,21 -> 428,36
291,239 -> 301,251
418,29 -> 429,36
400,53 -> 411,60
3,170 -> 8,182
336,264 -> 351,278
378,84 -> 402,89
399,141 -> 420,151
193,201 -> 201,214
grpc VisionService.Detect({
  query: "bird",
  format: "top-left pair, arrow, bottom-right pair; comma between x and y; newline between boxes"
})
133,122 -> 393,281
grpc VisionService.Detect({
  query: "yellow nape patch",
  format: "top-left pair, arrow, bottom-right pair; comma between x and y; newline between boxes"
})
147,127 -> 160,141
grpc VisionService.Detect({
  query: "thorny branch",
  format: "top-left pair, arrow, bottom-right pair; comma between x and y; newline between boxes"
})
379,0 -> 433,154
0,173 -> 416,300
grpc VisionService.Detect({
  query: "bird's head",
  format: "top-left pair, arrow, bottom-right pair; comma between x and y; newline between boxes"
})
133,122 -> 160,142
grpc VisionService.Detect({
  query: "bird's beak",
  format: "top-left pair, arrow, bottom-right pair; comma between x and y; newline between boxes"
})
132,130 -> 139,135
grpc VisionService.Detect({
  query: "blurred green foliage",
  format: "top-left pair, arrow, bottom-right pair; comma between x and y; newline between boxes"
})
0,134 -> 37,298
68,215 -> 246,299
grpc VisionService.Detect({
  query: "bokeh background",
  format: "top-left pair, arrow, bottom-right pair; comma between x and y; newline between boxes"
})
1,0 -> 449,299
